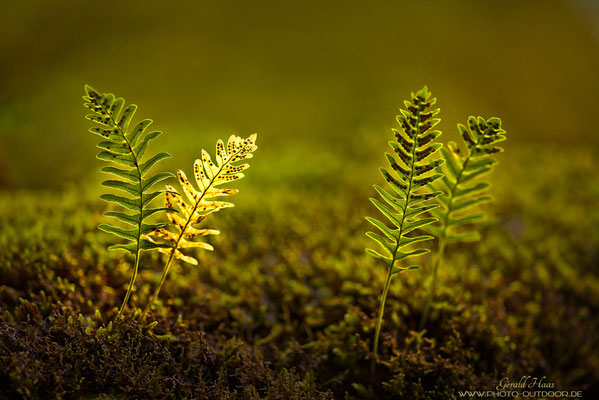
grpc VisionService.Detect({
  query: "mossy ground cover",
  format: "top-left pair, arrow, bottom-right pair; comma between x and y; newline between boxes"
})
1,145 -> 598,399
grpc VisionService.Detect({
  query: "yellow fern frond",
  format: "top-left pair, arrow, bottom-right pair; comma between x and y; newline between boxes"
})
141,133 -> 257,320
149,133 -> 257,265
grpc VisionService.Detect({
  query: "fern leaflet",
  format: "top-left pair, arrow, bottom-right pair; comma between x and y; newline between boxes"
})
365,86 -> 445,373
419,116 -> 506,329
83,85 -> 173,317
141,133 -> 258,319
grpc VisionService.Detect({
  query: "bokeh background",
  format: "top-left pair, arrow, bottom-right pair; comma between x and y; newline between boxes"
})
1,0 -> 598,190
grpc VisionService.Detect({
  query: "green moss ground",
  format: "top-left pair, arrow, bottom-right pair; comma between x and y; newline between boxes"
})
1,145 -> 598,399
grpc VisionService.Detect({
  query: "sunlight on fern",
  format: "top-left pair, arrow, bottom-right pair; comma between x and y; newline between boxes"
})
141,134 -> 258,319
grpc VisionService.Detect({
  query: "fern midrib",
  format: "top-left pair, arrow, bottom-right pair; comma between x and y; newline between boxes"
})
390,106 -> 423,266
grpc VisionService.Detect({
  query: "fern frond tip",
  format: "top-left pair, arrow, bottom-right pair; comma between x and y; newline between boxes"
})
84,84 -> 99,98
415,86 -> 431,100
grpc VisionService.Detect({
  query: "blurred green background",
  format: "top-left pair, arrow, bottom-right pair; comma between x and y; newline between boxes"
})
1,0 -> 598,190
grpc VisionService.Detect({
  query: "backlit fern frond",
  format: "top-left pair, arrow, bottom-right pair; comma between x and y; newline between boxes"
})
83,85 -> 173,316
366,86 -> 444,273
365,86 -> 445,372
419,116 -> 506,330
141,133 -> 258,319
428,117 -> 506,243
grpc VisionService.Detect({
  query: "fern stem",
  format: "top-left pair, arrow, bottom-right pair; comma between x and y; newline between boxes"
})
140,249 -> 176,320
371,265 -> 394,376
418,238 -> 445,330
118,248 -> 141,318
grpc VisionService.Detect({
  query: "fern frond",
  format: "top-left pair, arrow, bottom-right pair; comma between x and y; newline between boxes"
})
419,116 -> 506,330
428,116 -> 506,243
83,85 -> 174,316
366,86 -> 444,273
141,134 -> 257,319
365,86 -> 445,373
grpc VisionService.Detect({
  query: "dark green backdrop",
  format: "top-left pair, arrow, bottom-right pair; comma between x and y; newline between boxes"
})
1,0 -> 598,188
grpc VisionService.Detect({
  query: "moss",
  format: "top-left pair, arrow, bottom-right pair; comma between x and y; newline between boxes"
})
0,312 -> 331,399
1,145 -> 598,398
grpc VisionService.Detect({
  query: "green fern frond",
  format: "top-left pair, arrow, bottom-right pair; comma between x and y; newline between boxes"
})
83,85 -> 174,317
419,116 -> 506,330
428,116 -> 506,242
366,86 -> 444,272
365,86 -> 445,373
141,133 -> 258,319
